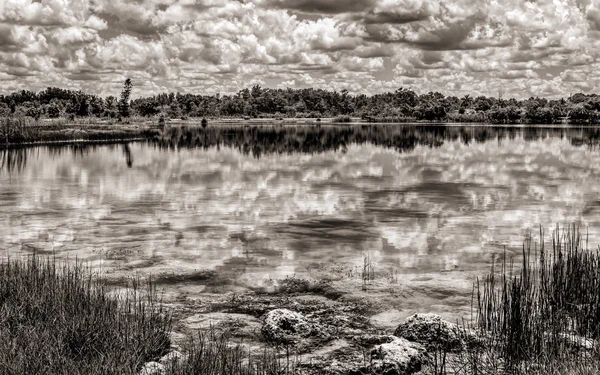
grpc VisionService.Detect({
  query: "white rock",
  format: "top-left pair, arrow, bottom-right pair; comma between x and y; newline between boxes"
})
261,308 -> 321,345
138,361 -> 165,375
370,337 -> 428,374
394,313 -> 481,352
159,350 -> 186,366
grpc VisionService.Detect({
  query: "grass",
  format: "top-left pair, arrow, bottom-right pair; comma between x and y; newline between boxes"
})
428,225 -> 600,374
0,117 -> 37,145
0,256 -> 171,374
6,225 -> 600,374
0,256 -> 287,375
476,226 -> 599,367
0,116 -> 159,149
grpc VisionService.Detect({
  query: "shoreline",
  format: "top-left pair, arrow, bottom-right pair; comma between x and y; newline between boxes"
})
1,119 -> 599,150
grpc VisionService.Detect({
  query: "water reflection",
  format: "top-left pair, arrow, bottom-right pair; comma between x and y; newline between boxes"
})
153,124 -> 600,156
1,125 -> 600,308
0,149 -> 28,174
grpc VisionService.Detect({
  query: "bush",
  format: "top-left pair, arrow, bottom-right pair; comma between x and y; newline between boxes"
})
333,115 -> 351,123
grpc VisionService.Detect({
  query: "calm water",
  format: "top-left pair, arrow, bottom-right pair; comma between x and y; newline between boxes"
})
1,125 -> 600,297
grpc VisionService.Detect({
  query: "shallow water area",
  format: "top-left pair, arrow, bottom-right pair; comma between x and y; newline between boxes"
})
2,124 -> 600,322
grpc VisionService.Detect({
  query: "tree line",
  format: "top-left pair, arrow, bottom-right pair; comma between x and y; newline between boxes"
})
1,79 -> 600,124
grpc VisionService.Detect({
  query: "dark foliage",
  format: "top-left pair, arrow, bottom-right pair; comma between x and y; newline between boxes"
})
3,85 -> 600,123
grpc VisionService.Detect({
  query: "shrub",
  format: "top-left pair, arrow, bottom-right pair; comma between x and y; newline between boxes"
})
334,115 -> 351,123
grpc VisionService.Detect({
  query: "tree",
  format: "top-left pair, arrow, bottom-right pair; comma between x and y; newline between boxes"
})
118,78 -> 133,118
104,96 -> 117,118
46,102 -> 61,118
0,102 -> 10,116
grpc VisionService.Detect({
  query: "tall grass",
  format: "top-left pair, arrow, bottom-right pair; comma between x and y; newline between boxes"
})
475,225 -> 600,372
0,116 -> 159,149
0,117 -> 37,145
0,256 -> 292,374
0,256 -> 172,374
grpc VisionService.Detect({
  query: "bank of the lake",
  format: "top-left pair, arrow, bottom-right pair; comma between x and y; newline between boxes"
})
4,116 -> 600,149
4,228 -> 600,375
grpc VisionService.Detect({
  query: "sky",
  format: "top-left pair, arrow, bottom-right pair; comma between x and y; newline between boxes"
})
0,0 -> 599,99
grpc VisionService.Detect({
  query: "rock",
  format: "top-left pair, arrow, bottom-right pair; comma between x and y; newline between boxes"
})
545,332 -> 596,351
394,313 -> 481,352
297,335 -> 427,375
159,350 -> 186,366
138,361 -> 164,375
353,333 -> 396,347
261,308 -> 329,346
369,337 -> 428,374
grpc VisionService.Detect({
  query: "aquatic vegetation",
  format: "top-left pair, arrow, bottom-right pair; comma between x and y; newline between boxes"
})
0,256 -> 292,375
0,256 -> 172,374
430,226 -> 600,374
0,118 -> 159,150
0,116 -> 38,145
475,226 -> 600,370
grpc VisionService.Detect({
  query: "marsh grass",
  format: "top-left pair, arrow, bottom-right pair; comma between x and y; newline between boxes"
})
0,256 -> 295,375
476,226 -> 600,367
432,225 -> 600,374
0,116 -> 160,149
0,117 -> 38,145
0,256 -> 172,374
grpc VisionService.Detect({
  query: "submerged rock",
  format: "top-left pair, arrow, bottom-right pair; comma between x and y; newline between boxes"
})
138,361 -> 164,375
394,313 -> 481,352
261,308 -> 329,347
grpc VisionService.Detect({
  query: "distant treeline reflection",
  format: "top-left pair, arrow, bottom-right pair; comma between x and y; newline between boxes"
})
152,124 -> 600,157
0,143 -> 134,173
3,125 -> 600,172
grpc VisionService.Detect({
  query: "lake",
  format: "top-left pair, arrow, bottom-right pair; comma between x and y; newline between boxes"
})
2,124 -> 600,317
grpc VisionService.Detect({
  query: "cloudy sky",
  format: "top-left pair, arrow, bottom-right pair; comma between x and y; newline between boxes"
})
1,0 -> 599,98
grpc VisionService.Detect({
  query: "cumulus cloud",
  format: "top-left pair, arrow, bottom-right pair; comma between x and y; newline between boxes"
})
0,0 -> 598,98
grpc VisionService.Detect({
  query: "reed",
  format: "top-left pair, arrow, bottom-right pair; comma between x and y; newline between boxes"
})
0,116 -> 37,145
0,256 -> 293,374
474,225 -> 600,372
0,256 -> 172,374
